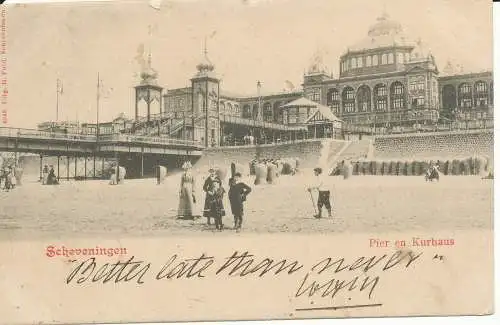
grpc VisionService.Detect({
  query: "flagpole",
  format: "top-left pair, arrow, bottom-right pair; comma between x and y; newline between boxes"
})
95,72 -> 100,180
96,72 -> 100,138
56,79 -> 60,122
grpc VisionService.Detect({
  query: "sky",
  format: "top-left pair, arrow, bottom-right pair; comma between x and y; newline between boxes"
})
4,0 -> 493,128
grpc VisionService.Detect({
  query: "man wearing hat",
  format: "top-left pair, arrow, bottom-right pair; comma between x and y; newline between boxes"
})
307,167 -> 333,219
203,167 -> 221,225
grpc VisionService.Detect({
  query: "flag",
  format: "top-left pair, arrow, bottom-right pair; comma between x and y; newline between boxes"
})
57,79 -> 63,95
98,78 -> 114,99
209,30 -> 217,39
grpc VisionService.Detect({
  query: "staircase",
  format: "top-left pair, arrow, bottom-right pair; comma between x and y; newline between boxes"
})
336,139 -> 372,162
327,139 -> 373,175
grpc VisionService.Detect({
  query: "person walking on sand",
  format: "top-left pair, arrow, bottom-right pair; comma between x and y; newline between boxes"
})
42,165 -> 49,185
307,167 -> 333,219
177,161 -> 198,219
228,172 -> 252,231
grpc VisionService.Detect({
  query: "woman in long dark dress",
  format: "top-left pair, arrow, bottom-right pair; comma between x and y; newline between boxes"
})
206,180 -> 226,230
202,168 -> 221,225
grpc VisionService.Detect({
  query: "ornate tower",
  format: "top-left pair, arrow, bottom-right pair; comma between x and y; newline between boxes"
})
134,53 -> 163,122
190,40 -> 220,147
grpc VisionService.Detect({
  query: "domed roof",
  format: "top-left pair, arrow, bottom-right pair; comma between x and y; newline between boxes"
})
367,12 -> 402,37
345,12 -> 415,53
139,53 -> 159,86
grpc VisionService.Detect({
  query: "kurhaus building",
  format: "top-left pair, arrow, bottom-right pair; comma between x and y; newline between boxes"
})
156,12 -> 493,146
301,12 -> 493,132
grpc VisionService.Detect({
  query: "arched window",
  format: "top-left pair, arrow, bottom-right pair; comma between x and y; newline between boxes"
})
327,88 -> 340,114
373,84 -> 388,111
366,56 -> 372,67
234,104 -> 240,116
381,54 -> 388,65
397,53 -> 404,64
405,52 -> 410,62
390,81 -> 406,110
442,84 -> 457,110
243,105 -> 251,118
227,102 -> 233,115
252,104 -> 259,119
307,87 -> 321,102
458,83 -> 473,108
388,53 -> 394,64
342,86 -> 355,113
474,81 -> 488,107
220,102 -> 226,114
351,57 -> 357,68
373,55 -> 378,66
357,57 -> 363,68
263,102 -> 273,122
356,86 -> 371,112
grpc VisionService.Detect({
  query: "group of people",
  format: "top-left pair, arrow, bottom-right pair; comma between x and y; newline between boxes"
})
1,166 -> 17,191
42,165 -> 59,185
177,161 -> 252,232
425,163 -> 440,182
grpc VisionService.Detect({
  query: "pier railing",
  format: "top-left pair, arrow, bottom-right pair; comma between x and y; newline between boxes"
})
0,127 -> 203,147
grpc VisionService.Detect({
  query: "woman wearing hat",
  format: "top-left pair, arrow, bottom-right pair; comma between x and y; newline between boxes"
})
202,167 -> 221,225
177,161 -> 197,219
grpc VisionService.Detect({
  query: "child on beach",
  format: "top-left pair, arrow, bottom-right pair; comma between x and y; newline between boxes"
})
228,172 -> 252,231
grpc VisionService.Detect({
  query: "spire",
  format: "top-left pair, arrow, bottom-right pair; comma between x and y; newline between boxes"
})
381,2 -> 388,20
195,35 -> 216,77
139,24 -> 159,86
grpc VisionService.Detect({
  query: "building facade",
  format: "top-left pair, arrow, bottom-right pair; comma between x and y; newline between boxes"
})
36,12 -> 490,146
301,13 -> 493,134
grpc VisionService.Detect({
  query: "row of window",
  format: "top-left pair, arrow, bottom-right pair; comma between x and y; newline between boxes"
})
326,82 -> 405,103
457,82 -> 489,94
330,95 -> 426,114
341,52 -> 411,72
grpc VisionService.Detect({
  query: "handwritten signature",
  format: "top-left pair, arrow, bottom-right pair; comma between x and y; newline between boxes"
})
66,250 -> 424,309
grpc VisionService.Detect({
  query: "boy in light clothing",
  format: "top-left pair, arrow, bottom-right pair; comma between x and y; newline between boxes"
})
307,167 -> 333,219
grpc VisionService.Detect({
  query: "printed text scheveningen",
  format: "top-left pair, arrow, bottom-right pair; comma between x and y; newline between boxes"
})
46,245 -> 128,258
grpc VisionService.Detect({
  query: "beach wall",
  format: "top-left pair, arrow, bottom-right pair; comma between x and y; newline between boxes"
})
193,140 -> 333,172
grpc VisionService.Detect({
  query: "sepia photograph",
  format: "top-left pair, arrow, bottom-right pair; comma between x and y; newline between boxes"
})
0,0 -> 495,323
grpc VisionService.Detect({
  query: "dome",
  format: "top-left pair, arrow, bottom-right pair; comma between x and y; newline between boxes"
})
194,50 -> 216,78
346,12 -> 415,53
307,48 -> 328,75
367,12 -> 403,37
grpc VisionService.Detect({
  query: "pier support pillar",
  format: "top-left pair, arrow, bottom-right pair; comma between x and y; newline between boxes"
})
39,154 -> 43,182
74,155 -> 77,180
141,151 -> 144,178
57,156 -> 60,182
66,156 -> 69,181
84,156 -> 87,180
102,157 -> 105,179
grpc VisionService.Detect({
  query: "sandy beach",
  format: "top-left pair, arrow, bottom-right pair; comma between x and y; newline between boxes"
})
0,173 -> 492,240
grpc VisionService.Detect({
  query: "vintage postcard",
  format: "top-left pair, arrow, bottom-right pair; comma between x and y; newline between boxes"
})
0,0 -> 494,324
